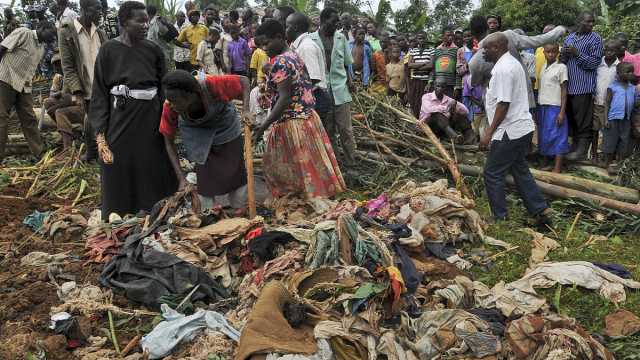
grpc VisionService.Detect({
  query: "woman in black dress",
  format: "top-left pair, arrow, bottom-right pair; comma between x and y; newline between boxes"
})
90,1 -> 177,219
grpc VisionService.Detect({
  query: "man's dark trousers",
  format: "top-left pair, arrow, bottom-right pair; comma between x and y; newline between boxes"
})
484,131 -> 547,219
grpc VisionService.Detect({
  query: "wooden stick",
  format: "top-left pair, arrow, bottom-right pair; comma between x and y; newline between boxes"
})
243,120 -> 257,219
120,335 -> 141,357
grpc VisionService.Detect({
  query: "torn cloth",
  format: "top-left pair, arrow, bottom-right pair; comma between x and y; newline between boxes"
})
140,304 -> 239,359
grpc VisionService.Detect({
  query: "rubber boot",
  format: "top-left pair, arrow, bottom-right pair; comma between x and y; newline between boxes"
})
566,138 -> 589,161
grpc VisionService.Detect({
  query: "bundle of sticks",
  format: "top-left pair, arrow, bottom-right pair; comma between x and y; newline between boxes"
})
351,93 -> 640,217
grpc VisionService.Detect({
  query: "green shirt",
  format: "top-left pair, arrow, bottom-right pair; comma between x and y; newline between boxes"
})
366,36 -> 381,52
310,30 -> 353,106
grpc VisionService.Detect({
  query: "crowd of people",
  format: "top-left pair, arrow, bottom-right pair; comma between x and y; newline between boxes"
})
0,1 -> 639,225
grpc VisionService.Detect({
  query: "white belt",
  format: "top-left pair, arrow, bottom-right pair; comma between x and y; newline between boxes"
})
110,85 -> 157,100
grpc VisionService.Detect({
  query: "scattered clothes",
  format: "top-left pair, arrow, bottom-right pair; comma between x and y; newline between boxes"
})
40,207 -> 89,242
387,224 -> 412,239
306,221 -> 339,269
391,242 -> 421,294
265,339 -> 334,360
522,228 -> 559,268
509,261 -> 640,304
177,217 -> 263,253
468,308 -> 506,336
85,218 -> 140,263
365,193 -> 389,218
248,231 -> 294,263
505,314 -> 613,359
409,309 -> 500,359
424,243 -> 457,261
140,304 -> 239,359
100,223 -> 228,309
20,251 -> 68,266
23,210 -> 51,232
237,281 -> 318,360
593,263 -> 632,279
603,309 -> 640,337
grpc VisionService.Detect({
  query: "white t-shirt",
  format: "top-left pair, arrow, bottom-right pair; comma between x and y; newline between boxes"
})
595,57 -> 619,106
486,52 -> 535,141
291,32 -> 327,89
537,61 -> 568,107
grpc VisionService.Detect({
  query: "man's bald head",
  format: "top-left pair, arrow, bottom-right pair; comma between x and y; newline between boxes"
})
285,12 -> 310,43
483,32 -> 509,63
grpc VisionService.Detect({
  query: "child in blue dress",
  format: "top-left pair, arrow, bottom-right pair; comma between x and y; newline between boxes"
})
537,43 -> 569,173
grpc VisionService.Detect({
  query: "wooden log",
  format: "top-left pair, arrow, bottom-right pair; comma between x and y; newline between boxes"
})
360,93 -> 471,198
529,168 -> 639,204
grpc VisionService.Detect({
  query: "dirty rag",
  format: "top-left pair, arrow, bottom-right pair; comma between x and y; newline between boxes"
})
140,304 -> 239,359
23,210 -> 51,232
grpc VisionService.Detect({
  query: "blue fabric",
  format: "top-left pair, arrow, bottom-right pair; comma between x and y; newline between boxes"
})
484,132 -> 547,219
537,105 -> 569,156
391,242 -> 421,294
23,210 -> 51,232
348,41 -> 372,86
593,263 -> 632,279
607,81 -> 636,121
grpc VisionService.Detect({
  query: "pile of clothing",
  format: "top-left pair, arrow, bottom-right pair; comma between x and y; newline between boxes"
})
27,179 -> 638,359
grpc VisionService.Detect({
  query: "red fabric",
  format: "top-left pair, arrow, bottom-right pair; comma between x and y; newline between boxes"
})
245,227 -> 264,240
159,75 -> 244,137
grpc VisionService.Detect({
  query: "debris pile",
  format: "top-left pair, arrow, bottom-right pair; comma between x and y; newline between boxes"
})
6,176 -> 638,359
2,145 -> 99,205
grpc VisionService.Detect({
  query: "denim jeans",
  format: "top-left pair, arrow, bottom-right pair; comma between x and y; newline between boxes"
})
484,131 -> 547,219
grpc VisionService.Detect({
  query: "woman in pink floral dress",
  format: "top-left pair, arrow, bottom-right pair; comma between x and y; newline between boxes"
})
253,19 -> 345,199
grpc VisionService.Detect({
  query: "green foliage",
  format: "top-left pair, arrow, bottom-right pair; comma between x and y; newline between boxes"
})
477,0 -> 582,32
594,9 -> 640,47
323,0 -> 364,15
394,0 -> 429,34
374,0 -> 392,29
430,0 -> 473,31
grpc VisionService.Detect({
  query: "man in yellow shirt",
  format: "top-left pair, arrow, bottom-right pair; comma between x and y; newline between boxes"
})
249,40 -> 269,85
175,9 -> 208,72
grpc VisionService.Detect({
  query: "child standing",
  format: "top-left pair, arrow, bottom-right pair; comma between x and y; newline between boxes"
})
602,62 -> 636,171
385,46 -> 406,98
592,39 -> 621,162
537,43 -> 569,173
227,24 -> 251,76
197,27 -> 227,75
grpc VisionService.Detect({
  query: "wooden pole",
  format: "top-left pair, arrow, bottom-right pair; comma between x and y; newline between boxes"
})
243,121 -> 257,219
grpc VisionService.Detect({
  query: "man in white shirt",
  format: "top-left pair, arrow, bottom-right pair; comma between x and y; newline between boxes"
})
480,33 -> 550,226
286,12 -> 330,119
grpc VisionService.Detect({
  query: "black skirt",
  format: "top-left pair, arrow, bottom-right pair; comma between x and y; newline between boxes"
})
196,135 -> 247,197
